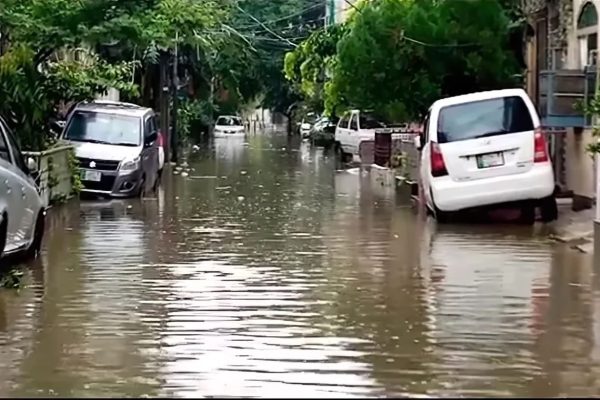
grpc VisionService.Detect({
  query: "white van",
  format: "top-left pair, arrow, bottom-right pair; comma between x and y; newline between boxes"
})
417,89 -> 557,223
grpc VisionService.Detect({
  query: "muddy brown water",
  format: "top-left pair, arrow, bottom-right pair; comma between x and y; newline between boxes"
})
0,133 -> 598,397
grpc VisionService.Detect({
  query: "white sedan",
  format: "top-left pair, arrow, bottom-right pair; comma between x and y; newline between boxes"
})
214,116 -> 245,138
0,116 -> 46,262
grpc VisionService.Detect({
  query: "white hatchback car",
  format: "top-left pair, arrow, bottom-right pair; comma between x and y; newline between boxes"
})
417,89 -> 557,223
214,115 -> 245,138
0,117 -> 46,261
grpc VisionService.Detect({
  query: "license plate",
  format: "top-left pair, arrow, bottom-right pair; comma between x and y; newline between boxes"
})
81,169 -> 102,182
476,152 -> 504,168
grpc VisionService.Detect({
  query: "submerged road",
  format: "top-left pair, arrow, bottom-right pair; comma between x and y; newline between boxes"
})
0,132 -> 597,397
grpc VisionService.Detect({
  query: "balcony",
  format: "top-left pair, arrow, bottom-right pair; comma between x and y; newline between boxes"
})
538,68 -> 596,128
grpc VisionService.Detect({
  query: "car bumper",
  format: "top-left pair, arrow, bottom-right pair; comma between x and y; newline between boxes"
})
431,164 -> 555,212
80,168 -> 144,198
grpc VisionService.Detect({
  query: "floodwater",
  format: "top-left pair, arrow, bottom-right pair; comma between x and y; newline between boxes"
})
1,132 -> 599,397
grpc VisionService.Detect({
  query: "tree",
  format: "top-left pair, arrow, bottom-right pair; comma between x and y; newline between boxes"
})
287,0 -> 521,122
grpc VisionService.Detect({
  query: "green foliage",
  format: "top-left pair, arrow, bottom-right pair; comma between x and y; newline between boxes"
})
325,0 -> 520,121
68,147 -> 83,196
0,267 -> 24,289
179,98 -> 218,141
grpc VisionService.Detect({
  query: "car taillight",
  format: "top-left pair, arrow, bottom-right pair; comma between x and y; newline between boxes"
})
157,131 -> 164,147
534,127 -> 548,163
430,141 -> 448,177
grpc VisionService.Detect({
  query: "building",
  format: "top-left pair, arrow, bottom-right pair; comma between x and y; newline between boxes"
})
325,0 -> 356,25
526,0 -> 599,211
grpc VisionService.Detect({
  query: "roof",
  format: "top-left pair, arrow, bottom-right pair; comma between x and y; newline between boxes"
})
431,88 -> 530,109
75,101 -> 153,118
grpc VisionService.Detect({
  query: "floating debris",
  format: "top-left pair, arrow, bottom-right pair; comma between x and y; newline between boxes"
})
241,171 -> 248,175
181,171 -> 189,177
237,196 -> 245,202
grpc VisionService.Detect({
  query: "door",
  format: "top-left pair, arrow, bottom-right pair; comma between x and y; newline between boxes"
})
434,95 -> 537,183
0,122 -> 34,249
349,112 -> 360,154
142,115 -> 159,188
419,111 -> 433,209
336,112 -> 351,152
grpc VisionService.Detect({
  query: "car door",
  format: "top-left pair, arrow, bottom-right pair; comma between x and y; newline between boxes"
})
335,112 -> 351,151
419,110 -> 433,208
0,121 -> 35,248
142,114 -> 159,187
349,111 -> 360,154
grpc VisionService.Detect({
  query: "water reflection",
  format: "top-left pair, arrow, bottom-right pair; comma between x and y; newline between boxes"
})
0,132 -> 598,397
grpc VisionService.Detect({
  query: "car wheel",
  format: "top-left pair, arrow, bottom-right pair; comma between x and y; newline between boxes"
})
26,211 -> 45,259
519,203 -> 536,225
335,143 -> 352,164
540,195 -> 558,223
0,215 -> 7,261
137,176 -> 146,198
431,189 -> 451,223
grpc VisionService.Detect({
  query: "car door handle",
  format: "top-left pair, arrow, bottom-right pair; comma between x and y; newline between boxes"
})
21,186 -> 26,198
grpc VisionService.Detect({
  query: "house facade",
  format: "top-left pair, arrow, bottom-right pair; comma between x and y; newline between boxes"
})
526,0 -> 599,211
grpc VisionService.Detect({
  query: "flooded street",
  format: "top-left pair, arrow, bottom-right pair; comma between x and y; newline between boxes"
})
1,132 -> 599,397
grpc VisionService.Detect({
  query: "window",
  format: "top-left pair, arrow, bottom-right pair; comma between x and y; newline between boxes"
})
578,2 -> 599,67
64,111 -> 141,147
144,116 -> 157,138
4,124 -> 28,174
422,112 -> 430,142
216,116 -> 243,126
350,114 -> 358,130
339,113 -> 350,128
0,121 -> 10,163
359,112 -> 386,129
437,96 -> 534,144
578,2 -> 598,29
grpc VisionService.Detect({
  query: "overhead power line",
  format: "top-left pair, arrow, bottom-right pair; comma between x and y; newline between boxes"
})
235,1 -> 325,30
235,4 -> 299,48
341,0 -> 481,49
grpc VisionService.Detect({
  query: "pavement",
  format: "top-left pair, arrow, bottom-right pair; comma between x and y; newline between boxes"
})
551,198 -> 595,254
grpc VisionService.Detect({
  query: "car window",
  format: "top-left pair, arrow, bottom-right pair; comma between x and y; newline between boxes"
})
350,114 -> 358,130
0,126 -> 10,163
216,116 -> 242,126
4,124 -> 28,174
339,113 -> 350,128
144,116 -> 156,138
437,96 -> 534,144
359,112 -> 386,129
64,111 -> 142,147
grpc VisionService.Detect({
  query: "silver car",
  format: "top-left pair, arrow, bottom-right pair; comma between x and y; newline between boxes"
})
0,116 -> 46,261
61,101 -> 160,198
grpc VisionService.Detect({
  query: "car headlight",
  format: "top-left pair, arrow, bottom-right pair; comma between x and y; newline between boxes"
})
119,157 -> 140,174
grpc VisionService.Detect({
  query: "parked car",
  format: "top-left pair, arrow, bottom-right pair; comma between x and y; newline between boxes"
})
416,88 -> 558,223
61,100 -> 161,198
214,115 -> 245,138
309,116 -> 338,146
335,110 -> 405,162
298,112 -> 317,137
0,116 -> 46,262
157,129 -> 165,177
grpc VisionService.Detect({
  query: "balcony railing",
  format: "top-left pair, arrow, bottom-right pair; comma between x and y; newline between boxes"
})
538,68 -> 596,128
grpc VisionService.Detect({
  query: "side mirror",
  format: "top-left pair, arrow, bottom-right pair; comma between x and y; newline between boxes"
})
27,157 -> 38,174
145,132 -> 158,147
50,120 -> 66,133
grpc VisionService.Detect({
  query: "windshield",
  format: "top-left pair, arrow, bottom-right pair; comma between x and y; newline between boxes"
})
216,116 -> 242,126
360,112 -> 388,129
437,96 -> 534,144
64,111 -> 141,146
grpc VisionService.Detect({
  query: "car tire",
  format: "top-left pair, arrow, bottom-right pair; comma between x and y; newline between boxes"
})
26,211 -> 45,259
0,215 -> 7,261
519,203 -> 536,225
137,176 -> 146,198
335,142 -> 352,164
431,190 -> 451,223
540,195 -> 558,223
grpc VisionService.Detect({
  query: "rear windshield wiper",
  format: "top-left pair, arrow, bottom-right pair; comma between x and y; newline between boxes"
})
475,129 -> 510,139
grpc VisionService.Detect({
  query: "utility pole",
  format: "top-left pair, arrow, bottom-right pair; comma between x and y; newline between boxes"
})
171,31 -> 179,164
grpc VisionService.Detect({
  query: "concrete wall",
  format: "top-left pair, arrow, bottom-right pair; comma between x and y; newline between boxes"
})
23,145 -> 74,207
